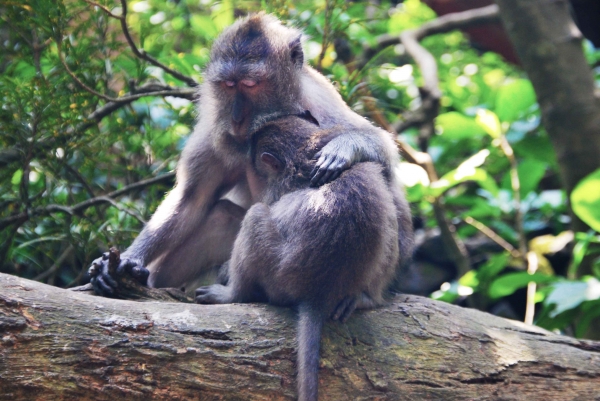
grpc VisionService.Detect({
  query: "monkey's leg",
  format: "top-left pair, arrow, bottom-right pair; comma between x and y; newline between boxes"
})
196,203 -> 281,304
148,198 -> 246,289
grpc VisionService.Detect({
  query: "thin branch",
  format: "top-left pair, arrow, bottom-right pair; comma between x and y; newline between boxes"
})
81,0 -> 197,87
465,216 -> 521,258
117,0 -> 198,87
499,136 -> 528,261
525,251 -> 539,325
0,84 -> 195,168
359,5 -> 500,70
57,39 -> 117,102
82,0 -> 120,18
100,197 -> 146,224
0,172 -> 174,230
358,5 -> 500,134
33,244 -> 75,282
316,0 -> 334,72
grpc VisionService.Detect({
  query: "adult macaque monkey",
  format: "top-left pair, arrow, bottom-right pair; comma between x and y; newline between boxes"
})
90,13 -> 412,295
196,115 -> 401,401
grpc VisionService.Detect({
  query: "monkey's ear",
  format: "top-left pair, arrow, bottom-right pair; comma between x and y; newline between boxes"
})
260,152 -> 284,172
289,35 -> 304,69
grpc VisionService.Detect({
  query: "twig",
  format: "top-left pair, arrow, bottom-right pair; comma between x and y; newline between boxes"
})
33,245 -> 75,282
117,0 -> 198,87
499,136 -> 528,260
57,39 -> 117,102
0,172 -> 174,230
359,5 -> 500,134
0,84 -> 195,168
316,0 -> 334,71
100,197 -> 146,224
524,251 -> 539,325
360,5 -> 500,70
465,216 -> 521,258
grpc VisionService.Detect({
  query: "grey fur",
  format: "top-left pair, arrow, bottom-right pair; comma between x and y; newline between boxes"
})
89,13 -> 413,296
196,116 -> 401,401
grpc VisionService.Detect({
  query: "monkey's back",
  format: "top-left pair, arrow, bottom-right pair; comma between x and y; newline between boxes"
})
267,161 -> 399,312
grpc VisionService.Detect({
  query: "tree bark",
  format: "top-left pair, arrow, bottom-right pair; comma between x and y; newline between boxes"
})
1,273 -> 600,400
494,0 -> 600,239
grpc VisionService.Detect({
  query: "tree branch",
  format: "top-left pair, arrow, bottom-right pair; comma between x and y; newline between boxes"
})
0,84 -> 195,168
2,272 -> 600,400
0,172 -> 175,230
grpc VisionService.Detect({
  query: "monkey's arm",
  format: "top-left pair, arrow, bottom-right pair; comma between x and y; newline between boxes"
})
311,128 -> 394,187
90,144 -> 238,296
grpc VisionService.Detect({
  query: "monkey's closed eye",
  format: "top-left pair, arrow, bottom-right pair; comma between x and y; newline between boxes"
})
260,152 -> 283,172
241,79 -> 257,87
224,80 -> 235,87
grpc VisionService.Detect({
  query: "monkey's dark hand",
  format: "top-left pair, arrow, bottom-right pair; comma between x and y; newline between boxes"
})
88,248 -> 149,296
310,141 -> 354,187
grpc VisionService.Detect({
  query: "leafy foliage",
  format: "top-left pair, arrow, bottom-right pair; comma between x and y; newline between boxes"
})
1,0 -> 599,337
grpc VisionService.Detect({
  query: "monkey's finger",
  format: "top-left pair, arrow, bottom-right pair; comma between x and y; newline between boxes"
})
331,297 -> 351,320
327,169 -> 343,183
118,259 -> 137,275
90,277 -> 105,296
339,297 -> 359,323
98,261 -> 119,289
317,168 -> 337,186
131,266 -> 150,284
312,150 -> 322,160
311,158 -> 335,186
195,286 -> 211,296
95,275 -> 115,295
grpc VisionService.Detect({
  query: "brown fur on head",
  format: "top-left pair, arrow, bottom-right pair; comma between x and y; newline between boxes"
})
204,14 -> 306,141
250,117 -> 334,204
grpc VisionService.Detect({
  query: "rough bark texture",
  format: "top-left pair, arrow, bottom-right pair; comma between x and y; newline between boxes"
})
494,0 -> 600,237
1,273 -> 600,400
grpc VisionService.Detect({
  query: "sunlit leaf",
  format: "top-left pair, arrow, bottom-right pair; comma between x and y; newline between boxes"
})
571,168 -> 600,232
435,112 -> 486,139
476,109 -> 502,138
495,79 -> 537,122
544,278 -> 600,317
489,272 -> 557,299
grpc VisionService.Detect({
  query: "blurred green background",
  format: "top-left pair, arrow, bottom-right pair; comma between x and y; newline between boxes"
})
2,0 -> 600,339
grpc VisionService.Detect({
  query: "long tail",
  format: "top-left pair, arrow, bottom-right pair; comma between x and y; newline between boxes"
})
297,303 -> 324,401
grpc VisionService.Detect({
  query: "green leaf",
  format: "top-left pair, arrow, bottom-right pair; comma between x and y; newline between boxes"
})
513,135 -> 557,167
212,0 -> 234,32
11,169 -> 23,185
430,157 -> 498,198
544,278 -> 600,317
477,252 -> 511,285
190,15 -> 218,39
495,79 -> 537,122
476,109 -> 502,138
435,112 -> 486,139
489,272 -> 557,299
501,159 -> 547,197
571,168 -> 600,232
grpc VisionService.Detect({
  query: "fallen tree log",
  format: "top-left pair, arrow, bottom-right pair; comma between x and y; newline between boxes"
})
0,272 -> 599,400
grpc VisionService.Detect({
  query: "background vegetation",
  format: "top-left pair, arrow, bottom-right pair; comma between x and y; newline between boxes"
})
2,0 -> 600,339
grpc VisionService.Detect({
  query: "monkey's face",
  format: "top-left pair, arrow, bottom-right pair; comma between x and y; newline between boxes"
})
205,14 -> 305,141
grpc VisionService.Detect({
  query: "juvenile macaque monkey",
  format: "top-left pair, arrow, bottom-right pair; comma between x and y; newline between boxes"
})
196,115 -> 401,401
90,13 -> 412,295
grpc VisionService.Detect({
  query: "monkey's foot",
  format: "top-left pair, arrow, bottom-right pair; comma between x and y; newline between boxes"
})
331,295 -> 359,323
88,249 -> 148,296
195,284 -> 234,304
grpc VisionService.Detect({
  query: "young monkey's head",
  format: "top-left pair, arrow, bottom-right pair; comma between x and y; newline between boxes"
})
205,13 -> 306,141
